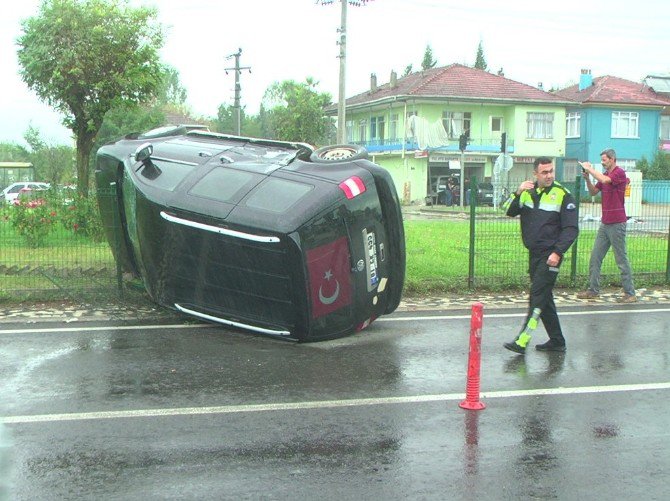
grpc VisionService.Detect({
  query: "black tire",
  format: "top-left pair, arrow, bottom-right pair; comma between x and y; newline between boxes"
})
309,144 -> 368,163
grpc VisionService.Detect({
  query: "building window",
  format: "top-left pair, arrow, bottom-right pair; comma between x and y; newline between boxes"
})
345,120 -> 354,143
491,117 -> 503,133
358,119 -> 367,142
389,113 -> 398,141
566,112 -> 581,138
526,112 -> 554,139
442,111 -> 471,139
660,116 -> 670,140
370,116 -> 385,142
611,111 -> 639,138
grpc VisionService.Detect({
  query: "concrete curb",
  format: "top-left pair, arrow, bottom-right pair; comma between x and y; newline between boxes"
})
398,287 -> 670,311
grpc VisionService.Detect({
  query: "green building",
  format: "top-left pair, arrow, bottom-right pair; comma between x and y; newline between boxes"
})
328,64 -> 573,204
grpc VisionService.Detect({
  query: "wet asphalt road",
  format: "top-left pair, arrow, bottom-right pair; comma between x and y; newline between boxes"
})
1,304 -> 670,500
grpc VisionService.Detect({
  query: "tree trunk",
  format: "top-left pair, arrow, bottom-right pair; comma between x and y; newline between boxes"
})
75,133 -> 95,198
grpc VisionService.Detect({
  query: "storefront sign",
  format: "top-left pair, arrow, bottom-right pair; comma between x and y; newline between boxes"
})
429,154 -> 487,163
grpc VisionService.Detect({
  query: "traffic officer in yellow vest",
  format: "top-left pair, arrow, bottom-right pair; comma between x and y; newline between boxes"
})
503,157 -> 579,354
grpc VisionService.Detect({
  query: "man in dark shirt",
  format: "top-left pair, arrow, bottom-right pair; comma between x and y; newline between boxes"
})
503,157 -> 579,354
577,148 -> 636,303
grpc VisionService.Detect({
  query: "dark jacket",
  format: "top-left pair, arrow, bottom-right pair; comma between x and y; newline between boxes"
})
505,181 -> 578,257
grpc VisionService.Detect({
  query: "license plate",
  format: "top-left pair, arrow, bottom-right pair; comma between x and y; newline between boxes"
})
362,228 -> 379,291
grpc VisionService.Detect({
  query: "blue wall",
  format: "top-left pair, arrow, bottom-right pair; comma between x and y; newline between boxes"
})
565,107 -> 661,163
642,180 -> 670,203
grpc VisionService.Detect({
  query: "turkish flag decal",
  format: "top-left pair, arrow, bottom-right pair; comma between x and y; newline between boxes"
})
338,176 -> 366,199
306,237 -> 352,318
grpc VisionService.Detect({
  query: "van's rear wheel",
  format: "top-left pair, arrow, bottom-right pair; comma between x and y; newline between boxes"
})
310,145 -> 368,163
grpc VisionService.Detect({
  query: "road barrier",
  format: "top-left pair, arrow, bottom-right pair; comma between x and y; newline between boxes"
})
459,302 -> 486,410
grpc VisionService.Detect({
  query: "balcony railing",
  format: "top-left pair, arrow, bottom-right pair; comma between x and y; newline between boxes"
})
352,137 -> 514,154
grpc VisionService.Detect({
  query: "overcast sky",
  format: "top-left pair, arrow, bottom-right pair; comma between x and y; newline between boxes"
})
1,0 -> 668,146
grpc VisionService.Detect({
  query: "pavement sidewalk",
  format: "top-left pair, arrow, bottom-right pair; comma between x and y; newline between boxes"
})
1,287 -> 669,324
399,286 -> 670,311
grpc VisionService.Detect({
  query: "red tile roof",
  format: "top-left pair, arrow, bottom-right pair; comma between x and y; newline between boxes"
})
555,75 -> 670,106
341,64 -> 572,109
164,109 -> 208,126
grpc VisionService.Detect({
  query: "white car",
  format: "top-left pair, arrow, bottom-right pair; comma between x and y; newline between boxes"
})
1,182 -> 50,204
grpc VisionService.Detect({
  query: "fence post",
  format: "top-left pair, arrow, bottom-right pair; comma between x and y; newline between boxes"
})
570,175 -> 582,283
468,176 -> 477,289
666,210 -> 670,284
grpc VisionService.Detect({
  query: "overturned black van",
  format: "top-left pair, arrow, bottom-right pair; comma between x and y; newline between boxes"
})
95,126 -> 405,341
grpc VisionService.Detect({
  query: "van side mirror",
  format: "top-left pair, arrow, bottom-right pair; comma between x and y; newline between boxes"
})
134,143 -> 154,163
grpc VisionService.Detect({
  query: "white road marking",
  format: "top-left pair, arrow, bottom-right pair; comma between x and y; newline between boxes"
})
378,307 -> 670,322
3,382 -> 669,425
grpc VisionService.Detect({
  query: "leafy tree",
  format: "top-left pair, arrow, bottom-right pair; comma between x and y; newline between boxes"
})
23,125 -> 75,186
0,142 -> 30,163
94,104 -> 167,152
261,78 -> 333,145
214,104 -> 244,134
23,125 -> 46,153
474,40 -> 488,71
94,65 -> 191,154
17,0 -> 165,197
638,151 -> 670,180
212,104 -> 263,138
155,65 -> 188,107
421,45 -> 437,71
402,64 -> 413,77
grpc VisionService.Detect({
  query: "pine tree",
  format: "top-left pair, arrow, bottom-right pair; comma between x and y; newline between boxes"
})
421,45 -> 437,71
474,40 -> 488,71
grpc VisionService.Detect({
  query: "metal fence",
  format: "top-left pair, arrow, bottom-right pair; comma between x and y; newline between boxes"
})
0,187 -> 119,304
1,178 -> 669,305
470,176 -> 670,290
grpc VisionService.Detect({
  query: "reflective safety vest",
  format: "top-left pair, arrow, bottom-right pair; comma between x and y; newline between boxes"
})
504,182 -> 578,256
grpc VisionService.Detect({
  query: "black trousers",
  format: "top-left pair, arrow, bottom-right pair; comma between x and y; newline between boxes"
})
522,251 -> 565,343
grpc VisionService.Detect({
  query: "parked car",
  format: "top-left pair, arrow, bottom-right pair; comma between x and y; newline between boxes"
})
13,187 -> 49,207
1,182 -> 50,204
95,126 -> 406,341
474,182 -> 494,206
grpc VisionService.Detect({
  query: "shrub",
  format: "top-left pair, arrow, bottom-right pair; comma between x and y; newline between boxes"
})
58,193 -> 105,242
9,196 -> 57,247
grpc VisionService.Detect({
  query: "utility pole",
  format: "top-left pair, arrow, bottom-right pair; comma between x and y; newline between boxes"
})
224,48 -> 251,136
318,1 -> 373,144
336,0 -> 347,144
